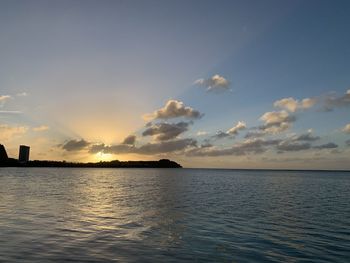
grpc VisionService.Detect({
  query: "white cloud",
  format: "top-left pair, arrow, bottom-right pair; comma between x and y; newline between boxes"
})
227,121 -> 246,135
260,110 -> 291,125
211,121 -> 246,140
33,125 -> 49,132
144,100 -> 202,120
0,95 -> 11,107
196,131 -> 208,136
259,110 -> 295,134
274,97 -> 316,112
342,123 -> 350,134
0,124 -> 28,141
194,74 -> 230,92
16,92 -> 28,97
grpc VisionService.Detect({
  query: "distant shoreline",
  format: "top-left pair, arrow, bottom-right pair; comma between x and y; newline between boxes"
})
183,167 -> 350,172
0,159 -> 182,168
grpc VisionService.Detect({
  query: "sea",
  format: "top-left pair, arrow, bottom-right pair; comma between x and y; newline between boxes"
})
0,168 -> 349,262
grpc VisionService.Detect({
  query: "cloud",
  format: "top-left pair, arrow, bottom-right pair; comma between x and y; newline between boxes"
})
194,74 -> 230,92
89,143 -> 108,154
90,138 -> 197,155
196,131 -> 208,136
212,121 -> 246,140
0,111 -> 22,114
277,141 -> 312,152
0,95 -> 11,107
137,138 -> 197,154
346,139 -> 350,146
290,131 -> 320,142
313,143 -> 338,150
16,92 -> 28,97
324,89 -> 350,110
142,121 -> 190,141
0,95 -> 11,102
187,138 -> 281,157
0,124 -> 28,141
122,135 -> 136,145
260,110 -> 293,125
342,123 -> 350,134
61,139 -> 91,151
244,130 -> 266,139
259,110 -> 295,133
227,121 -> 247,135
274,97 -> 316,112
144,100 -> 202,120
32,125 -> 49,132
276,134 -> 337,152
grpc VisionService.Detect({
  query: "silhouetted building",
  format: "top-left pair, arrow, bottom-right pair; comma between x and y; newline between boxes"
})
19,145 -> 30,163
0,144 -> 8,162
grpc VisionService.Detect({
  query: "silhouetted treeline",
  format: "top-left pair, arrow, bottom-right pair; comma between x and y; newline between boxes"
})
0,158 -> 182,168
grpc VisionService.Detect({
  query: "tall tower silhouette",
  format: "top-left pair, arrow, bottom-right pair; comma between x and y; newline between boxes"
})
19,145 -> 30,164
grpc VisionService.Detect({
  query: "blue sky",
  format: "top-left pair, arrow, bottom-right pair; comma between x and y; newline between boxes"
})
0,0 -> 349,169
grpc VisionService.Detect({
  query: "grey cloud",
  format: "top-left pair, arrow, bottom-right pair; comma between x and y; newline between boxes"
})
62,139 -> 91,151
122,135 -> 136,145
145,100 -> 202,120
142,122 -> 190,141
291,132 -> 320,142
324,90 -> 350,111
137,138 -> 197,154
277,141 -> 312,152
187,138 -> 281,157
244,130 -> 267,139
89,143 -> 107,154
313,143 -> 338,149
90,138 -> 197,155
346,139 -> 350,146
212,130 -> 230,140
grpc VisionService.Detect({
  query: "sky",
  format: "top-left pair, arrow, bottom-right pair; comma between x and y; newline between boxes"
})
1,0 -> 350,169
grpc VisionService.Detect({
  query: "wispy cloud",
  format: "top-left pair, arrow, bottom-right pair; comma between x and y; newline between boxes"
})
324,89 -> 350,111
33,125 -> 49,132
194,74 -> 231,93
0,124 -> 28,141
196,131 -> 208,136
16,92 -> 28,97
212,121 -> 246,140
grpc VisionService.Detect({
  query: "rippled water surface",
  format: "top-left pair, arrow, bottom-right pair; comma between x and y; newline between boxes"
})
0,168 -> 349,262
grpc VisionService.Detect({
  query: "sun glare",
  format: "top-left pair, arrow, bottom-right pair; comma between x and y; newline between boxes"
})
95,152 -> 114,162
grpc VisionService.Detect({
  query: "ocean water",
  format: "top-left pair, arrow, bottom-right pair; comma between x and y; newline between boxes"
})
0,168 -> 349,262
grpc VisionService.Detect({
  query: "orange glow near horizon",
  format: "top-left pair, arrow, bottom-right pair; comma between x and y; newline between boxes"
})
93,152 -> 115,162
